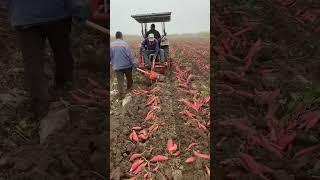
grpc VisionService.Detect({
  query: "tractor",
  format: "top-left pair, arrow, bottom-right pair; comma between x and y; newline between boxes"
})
131,12 -> 171,75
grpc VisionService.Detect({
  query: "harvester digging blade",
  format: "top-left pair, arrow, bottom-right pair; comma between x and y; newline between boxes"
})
136,68 -> 165,82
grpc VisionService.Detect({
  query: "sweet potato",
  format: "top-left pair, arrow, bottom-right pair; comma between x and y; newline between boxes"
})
185,157 -> 196,163
133,162 -> 147,175
167,138 -> 174,151
130,159 -> 144,172
172,151 -> 180,156
130,131 -> 139,143
145,110 -> 154,121
138,134 -> 149,140
239,153 -> 273,179
130,153 -> 142,162
148,124 -> 158,133
193,151 -> 210,160
180,109 -> 196,119
150,155 -> 168,162
299,111 -> 320,130
168,144 -> 178,153
186,143 -> 197,151
132,127 -> 142,131
293,144 -> 320,159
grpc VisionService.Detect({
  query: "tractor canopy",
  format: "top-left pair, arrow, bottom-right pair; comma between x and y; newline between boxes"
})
131,12 -> 171,23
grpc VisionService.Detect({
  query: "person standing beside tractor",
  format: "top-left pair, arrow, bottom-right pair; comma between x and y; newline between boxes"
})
141,33 -> 164,65
6,0 -> 89,119
110,31 -> 136,99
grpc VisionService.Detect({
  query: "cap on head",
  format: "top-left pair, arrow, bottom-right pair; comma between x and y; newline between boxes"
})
148,33 -> 155,41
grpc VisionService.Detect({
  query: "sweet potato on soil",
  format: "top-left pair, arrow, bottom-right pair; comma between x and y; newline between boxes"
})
185,157 -> 196,163
148,124 -> 158,133
299,111 -> 320,130
130,153 -> 142,162
130,159 -> 144,172
138,134 -> 148,140
150,155 -> 168,162
180,109 -> 196,119
243,39 -> 262,71
239,153 -> 273,180
130,131 -> 139,143
186,143 -> 197,151
145,110 -> 154,121
293,144 -> 320,159
193,151 -> 210,160
132,127 -> 142,131
178,88 -> 198,95
133,162 -> 147,175
178,83 -> 189,89
197,121 -> 208,130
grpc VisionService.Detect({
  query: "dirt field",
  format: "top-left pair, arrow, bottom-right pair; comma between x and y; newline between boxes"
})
0,7 -> 107,179
212,0 -> 320,179
110,36 -> 210,179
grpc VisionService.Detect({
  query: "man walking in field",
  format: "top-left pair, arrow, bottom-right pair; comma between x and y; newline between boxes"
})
6,0 -> 89,119
110,31 -> 136,99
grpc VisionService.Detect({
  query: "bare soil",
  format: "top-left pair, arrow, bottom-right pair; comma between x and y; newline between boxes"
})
110,37 -> 210,180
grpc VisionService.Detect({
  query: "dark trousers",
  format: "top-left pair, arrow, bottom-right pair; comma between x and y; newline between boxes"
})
115,67 -> 133,96
16,18 -> 74,109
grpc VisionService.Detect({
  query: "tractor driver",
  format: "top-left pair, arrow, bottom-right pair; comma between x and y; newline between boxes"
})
146,24 -> 161,40
141,33 -> 164,65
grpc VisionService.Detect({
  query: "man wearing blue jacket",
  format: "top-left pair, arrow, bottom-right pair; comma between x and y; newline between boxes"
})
110,31 -> 136,99
6,0 -> 88,119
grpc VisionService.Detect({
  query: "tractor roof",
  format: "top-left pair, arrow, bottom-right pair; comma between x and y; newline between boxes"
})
131,12 -> 171,23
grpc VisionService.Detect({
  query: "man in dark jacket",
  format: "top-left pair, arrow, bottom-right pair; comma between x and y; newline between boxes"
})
6,0 -> 89,119
146,24 -> 161,40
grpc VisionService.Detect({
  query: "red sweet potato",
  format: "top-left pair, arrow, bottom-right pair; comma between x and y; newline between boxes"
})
150,155 -> 168,162
130,159 -> 144,172
193,151 -> 210,160
185,157 -> 196,163
130,153 -> 142,162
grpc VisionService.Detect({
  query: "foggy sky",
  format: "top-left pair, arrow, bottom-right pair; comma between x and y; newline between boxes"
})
110,0 -> 210,36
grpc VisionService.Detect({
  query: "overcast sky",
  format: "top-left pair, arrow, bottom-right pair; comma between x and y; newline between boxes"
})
110,0 -> 210,36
